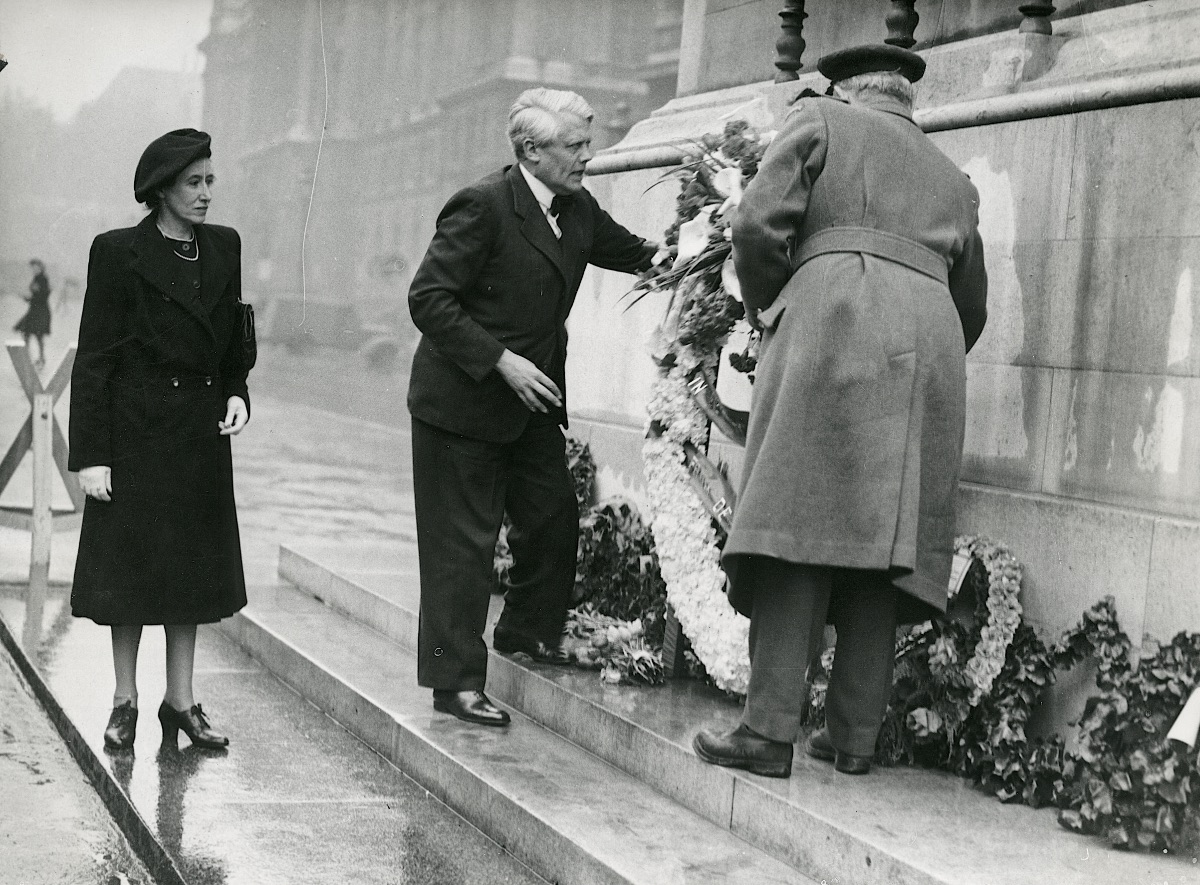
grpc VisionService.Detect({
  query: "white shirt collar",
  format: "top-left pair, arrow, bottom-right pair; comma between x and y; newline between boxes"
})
518,163 -> 557,213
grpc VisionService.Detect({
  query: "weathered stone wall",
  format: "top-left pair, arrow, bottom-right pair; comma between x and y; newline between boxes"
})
201,0 -> 680,341
570,1 -> 1200,643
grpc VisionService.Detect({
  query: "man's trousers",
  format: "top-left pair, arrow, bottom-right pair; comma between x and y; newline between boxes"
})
739,556 -> 899,757
411,416 -> 578,691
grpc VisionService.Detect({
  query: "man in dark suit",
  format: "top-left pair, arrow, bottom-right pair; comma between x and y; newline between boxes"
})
408,87 -> 656,726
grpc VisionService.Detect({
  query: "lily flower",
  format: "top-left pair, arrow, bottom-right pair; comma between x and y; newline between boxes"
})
675,206 -> 715,264
721,255 -> 741,302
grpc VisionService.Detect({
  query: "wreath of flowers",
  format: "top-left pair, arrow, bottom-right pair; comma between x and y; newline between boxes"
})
951,535 -> 1023,704
811,536 -> 1027,744
630,121 -> 773,694
644,372 -> 749,693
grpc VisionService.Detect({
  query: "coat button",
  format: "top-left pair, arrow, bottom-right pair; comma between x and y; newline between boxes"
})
171,377 -> 179,387
205,377 -> 212,386
192,280 -> 201,289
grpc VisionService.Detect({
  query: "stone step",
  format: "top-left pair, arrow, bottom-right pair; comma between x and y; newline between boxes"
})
220,579 -> 813,885
276,544 -> 1187,885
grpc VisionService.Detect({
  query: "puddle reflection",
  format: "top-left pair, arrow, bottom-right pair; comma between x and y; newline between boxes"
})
154,745 -> 229,885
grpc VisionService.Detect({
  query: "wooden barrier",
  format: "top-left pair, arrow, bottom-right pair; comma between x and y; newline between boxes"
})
0,343 -> 81,621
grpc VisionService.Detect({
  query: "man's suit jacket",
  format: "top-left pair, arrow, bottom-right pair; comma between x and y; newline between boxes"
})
407,164 -> 653,443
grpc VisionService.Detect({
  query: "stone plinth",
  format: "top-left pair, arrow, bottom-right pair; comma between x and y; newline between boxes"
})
571,0 -> 1200,641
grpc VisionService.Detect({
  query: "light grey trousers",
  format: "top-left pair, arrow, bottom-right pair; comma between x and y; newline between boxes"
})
740,557 -> 898,757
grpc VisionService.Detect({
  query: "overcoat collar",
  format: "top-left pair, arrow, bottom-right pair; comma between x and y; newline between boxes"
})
506,164 -> 577,287
129,213 -> 232,339
857,93 -> 918,126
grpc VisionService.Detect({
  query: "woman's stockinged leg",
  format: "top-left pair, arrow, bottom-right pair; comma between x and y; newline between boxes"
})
111,624 -> 143,707
164,624 -> 198,711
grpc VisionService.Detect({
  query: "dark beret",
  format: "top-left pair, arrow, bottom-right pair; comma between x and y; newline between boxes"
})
817,44 -> 926,84
134,128 -> 212,203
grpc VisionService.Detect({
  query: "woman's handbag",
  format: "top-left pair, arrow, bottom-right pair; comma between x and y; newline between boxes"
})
237,300 -> 257,370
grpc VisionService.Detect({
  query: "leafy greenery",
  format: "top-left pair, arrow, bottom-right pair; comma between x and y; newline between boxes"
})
626,120 -> 766,374
805,566 -> 1200,854
566,436 -> 596,512
574,498 -> 667,649
1052,604 -> 1200,852
493,438 -> 669,651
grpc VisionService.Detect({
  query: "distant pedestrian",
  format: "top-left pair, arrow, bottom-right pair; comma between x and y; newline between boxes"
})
14,258 -> 51,367
693,44 -> 988,778
69,128 -> 252,753
407,87 -> 657,726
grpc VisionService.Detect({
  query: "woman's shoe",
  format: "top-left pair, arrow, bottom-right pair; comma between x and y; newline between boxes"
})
103,701 -> 138,751
158,701 -> 229,749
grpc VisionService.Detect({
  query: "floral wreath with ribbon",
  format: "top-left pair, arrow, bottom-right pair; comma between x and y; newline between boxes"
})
629,120 -> 771,694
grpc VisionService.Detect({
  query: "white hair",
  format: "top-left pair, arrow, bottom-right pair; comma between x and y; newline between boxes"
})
507,88 -> 595,159
834,71 -> 915,110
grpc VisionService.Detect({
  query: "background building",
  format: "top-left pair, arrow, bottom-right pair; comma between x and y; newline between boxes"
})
0,67 -> 202,299
199,0 -> 684,348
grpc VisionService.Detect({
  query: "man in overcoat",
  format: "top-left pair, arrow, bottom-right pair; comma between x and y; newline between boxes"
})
693,45 -> 988,776
408,87 -> 656,726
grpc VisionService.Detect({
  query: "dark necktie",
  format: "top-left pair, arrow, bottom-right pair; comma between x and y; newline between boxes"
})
550,195 -> 570,219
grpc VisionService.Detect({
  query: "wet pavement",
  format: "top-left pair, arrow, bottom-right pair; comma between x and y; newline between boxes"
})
0,586 -> 546,885
0,318 -> 550,884
0,636 -> 153,885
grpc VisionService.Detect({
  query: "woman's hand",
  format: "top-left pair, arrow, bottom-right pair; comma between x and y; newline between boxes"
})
219,396 -> 249,435
78,465 -> 112,502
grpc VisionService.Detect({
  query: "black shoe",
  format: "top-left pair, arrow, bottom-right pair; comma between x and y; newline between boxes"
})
158,701 -> 229,749
806,728 -> 871,775
492,627 -> 571,665
432,690 -> 511,727
692,724 -> 793,778
103,701 -> 138,751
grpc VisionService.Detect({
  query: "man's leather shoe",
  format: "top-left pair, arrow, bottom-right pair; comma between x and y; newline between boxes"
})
806,727 -> 872,775
432,690 -> 511,727
692,723 -> 793,778
492,627 -> 571,665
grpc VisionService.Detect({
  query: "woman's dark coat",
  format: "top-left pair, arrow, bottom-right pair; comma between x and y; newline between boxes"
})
14,269 -> 51,337
69,213 -> 251,625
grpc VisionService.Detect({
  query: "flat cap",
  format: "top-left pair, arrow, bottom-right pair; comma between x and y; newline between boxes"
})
134,128 -> 212,203
817,44 -> 926,84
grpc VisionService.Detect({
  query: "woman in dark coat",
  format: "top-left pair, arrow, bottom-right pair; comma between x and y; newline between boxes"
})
15,258 -> 52,367
69,129 -> 251,752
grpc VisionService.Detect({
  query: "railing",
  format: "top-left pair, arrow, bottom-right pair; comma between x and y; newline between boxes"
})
584,1 -> 1199,177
